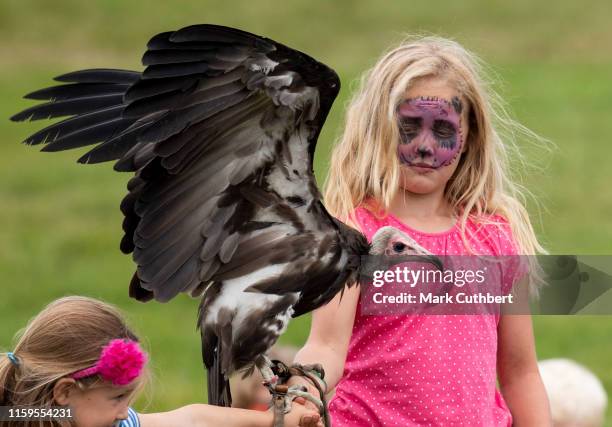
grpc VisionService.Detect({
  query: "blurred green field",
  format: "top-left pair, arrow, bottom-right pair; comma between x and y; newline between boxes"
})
1,0 -> 611,424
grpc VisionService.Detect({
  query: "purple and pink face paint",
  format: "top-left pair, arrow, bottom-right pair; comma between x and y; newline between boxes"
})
396,96 -> 464,169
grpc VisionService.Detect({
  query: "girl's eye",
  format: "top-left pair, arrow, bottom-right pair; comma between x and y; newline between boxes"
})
432,120 -> 456,139
399,117 -> 421,136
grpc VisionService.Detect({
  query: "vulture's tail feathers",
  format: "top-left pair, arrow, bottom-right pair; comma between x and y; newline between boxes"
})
199,285 -> 232,406
205,336 -> 232,407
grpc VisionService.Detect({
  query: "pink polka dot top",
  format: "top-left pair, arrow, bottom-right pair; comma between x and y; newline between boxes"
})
328,205 -> 521,427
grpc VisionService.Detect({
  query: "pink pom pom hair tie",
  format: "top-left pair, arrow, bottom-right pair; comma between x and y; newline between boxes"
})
71,338 -> 147,386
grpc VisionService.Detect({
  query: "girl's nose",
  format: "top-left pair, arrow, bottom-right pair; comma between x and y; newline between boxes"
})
415,132 -> 436,158
417,144 -> 434,158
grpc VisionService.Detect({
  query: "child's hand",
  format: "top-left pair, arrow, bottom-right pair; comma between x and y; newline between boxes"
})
278,400 -> 323,427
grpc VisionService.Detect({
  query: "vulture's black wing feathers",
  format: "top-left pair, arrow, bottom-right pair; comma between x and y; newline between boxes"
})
11,24 -> 369,406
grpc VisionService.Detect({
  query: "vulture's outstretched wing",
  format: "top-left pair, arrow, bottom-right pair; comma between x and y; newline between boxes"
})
12,24 -> 367,405
12,24 -> 349,304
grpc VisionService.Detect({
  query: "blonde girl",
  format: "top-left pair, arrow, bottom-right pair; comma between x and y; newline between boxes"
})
0,296 -> 322,427
289,36 -> 552,426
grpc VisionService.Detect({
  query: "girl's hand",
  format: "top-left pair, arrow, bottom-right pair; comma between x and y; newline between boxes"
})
280,401 -> 323,427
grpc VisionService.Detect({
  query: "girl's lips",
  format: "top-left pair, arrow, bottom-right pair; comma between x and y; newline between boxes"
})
398,152 -> 435,172
408,162 -> 435,173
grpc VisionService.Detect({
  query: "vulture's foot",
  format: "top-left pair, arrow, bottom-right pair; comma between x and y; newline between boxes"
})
263,359 -> 331,427
259,357 -> 329,426
286,385 -> 324,412
269,383 -> 324,427
260,355 -> 280,389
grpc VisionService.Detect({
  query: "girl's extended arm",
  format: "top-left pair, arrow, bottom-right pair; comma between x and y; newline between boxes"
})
138,402 -> 322,427
497,309 -> 552,427
291,284 -> 359,393
287,218 -> 362,400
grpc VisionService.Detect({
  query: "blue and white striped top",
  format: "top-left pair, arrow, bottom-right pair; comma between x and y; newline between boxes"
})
119,407 -> 140,427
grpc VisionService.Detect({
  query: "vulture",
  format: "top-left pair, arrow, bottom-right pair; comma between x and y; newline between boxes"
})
11,24 -> 441,414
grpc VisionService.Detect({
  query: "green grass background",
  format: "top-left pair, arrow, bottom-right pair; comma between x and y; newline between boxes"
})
1,0 -> 611,423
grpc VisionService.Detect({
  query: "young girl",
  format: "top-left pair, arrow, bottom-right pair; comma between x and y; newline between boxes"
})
288,36 -> 552,426
0,296 -> 323,427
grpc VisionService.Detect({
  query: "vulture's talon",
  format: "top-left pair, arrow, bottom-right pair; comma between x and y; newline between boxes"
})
287,386 -> 325,412
282,394 -> 294,414
263,375 -> 280,388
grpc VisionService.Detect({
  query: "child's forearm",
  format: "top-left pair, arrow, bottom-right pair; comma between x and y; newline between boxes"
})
142,404 -> 275,427
500,370 -> 552,427
183,404 -> 274,427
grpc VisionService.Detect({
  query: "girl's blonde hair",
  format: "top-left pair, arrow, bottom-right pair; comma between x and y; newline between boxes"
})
324,34 -> 547,257
0,296 -> 147,427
